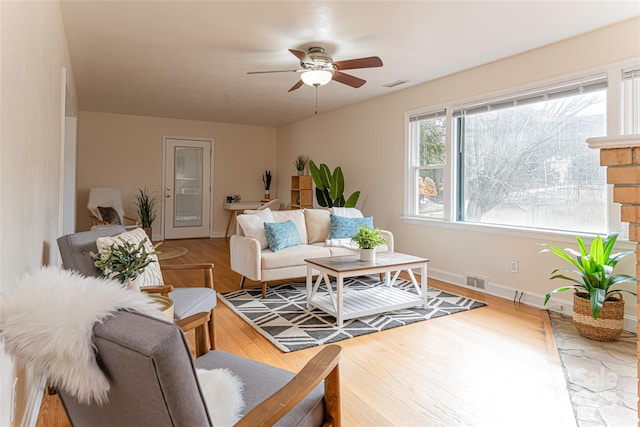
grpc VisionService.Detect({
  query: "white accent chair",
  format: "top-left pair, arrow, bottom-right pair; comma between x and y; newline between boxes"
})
87,187 -> 138,229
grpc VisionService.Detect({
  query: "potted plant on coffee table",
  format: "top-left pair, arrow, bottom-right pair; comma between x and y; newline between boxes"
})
540,232 -> 635,341
132,186 -> 158,240
351,225 -> 388,262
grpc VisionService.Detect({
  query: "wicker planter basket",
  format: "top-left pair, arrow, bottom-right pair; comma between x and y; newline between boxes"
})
572,292 -> 624,341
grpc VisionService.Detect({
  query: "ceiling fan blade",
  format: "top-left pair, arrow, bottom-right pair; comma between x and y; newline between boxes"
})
333,56 -> 383,70
289,49 -> 312,64
247,69 -> 300,75
332,71 -> 366,88
288,80 -> 304,92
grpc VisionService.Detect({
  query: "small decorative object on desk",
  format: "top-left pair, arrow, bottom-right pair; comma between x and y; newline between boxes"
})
294,154 -> 308,176
233,194 -> 241,202
263,170 -> 272,200
351,225 -> 388,262
226,196 -> 234,203
90,238 -> 158,291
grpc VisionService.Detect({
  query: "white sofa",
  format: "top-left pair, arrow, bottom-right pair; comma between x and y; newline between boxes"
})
230,208 -> 394,297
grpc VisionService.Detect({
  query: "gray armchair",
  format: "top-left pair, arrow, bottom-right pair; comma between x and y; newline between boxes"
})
57,226 -> 217,353
57,309 -> 342,427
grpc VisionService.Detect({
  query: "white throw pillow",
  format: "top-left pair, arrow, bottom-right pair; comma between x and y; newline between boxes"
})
236,208 -> 274,249
330,207 -> 364,218
95,228 -> 164,287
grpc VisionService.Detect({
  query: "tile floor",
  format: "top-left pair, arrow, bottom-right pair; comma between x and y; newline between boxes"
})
550,312 -> 637,427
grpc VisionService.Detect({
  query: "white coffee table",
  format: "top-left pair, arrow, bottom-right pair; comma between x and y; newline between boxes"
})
305,252 -> 429,327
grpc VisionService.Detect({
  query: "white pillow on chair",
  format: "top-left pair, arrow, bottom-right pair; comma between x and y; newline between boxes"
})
95,228 -> 164,287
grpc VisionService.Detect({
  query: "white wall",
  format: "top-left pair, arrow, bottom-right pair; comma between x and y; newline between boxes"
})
76,112 -> 277,237
276,18 -> 640,322
0,1 -> 77,426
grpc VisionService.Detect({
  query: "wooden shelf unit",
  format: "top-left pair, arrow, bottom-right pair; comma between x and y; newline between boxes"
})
290,175 -> 313,209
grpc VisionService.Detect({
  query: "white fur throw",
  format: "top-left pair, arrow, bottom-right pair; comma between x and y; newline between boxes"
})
0,267 -> 165,405
197,368 -> 245,426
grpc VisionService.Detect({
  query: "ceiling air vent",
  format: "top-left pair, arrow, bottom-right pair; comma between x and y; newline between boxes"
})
383,80 -> 409,88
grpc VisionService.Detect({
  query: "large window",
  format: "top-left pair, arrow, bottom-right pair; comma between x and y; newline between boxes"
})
407,110 -> 446,218
404,66 -> 640,235
456,76 -> 607,233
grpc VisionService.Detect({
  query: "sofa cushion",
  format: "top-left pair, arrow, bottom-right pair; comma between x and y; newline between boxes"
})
304,209 -> 331,244
236,208 -> 274,249
329,214 -> 374,239
272,210 -> 308,244
264,220 -> 301,252
262,244 -> 331,270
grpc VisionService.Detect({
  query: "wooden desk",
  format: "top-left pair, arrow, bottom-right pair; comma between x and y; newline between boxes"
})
223,201 -> 262,237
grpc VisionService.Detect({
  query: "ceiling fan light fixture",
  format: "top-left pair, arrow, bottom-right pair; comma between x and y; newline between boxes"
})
301,70 -> 333,87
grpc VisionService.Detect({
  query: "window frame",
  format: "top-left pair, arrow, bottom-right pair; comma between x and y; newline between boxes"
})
405,107 -> 456,221
403,59 -> 640,240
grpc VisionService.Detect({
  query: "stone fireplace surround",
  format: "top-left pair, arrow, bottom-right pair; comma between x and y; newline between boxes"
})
586,134 -> 640,419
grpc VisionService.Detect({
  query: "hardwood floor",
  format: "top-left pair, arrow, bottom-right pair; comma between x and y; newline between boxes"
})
37,237 -> 576,426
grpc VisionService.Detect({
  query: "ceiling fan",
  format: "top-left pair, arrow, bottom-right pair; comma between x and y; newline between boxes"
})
247,47 -> 383,92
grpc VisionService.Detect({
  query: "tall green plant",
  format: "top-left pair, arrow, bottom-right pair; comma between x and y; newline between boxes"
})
308,160 -> 360,208
132,186 -> 158,228
540,233 -> 635,319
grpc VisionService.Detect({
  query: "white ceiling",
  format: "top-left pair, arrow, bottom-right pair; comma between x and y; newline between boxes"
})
60,1 -> 640,128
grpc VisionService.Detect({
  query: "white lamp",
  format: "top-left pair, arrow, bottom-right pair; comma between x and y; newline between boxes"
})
301,70 -> 333,87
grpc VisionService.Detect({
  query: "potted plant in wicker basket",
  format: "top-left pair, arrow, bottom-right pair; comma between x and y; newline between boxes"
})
540,232 -> 635,341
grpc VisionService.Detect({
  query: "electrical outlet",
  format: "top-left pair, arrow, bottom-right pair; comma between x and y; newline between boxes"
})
510,260 -> 519,274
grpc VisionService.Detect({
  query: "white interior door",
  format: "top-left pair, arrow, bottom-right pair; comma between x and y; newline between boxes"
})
163,138 -> 212,239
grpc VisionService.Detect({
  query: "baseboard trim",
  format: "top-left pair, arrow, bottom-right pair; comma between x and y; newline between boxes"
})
428,267 -> 637,333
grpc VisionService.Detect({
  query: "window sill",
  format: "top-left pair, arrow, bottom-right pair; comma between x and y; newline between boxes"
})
401,216 -> 636,249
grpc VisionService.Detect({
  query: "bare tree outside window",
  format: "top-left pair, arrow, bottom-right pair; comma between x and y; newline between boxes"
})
459,91 -> 607,233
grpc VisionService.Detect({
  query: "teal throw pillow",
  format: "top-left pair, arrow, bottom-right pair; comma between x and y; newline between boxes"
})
329,214 -> 374,239
264,220 -> 301,252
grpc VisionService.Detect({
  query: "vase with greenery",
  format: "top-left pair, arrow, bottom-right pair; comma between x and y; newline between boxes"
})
294,155 -> 308,175
132,186 -> 158,240
90,238 -> 158,291
263,170 -> 272,199
541,232 -> 635,340
308,160 -> 360,208
351,225 -> 387,261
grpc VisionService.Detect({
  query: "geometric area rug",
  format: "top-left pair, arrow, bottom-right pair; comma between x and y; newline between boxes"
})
218,275 -> 486,352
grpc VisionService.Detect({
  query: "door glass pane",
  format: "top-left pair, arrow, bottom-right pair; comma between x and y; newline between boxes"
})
174,146 -> 203,227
